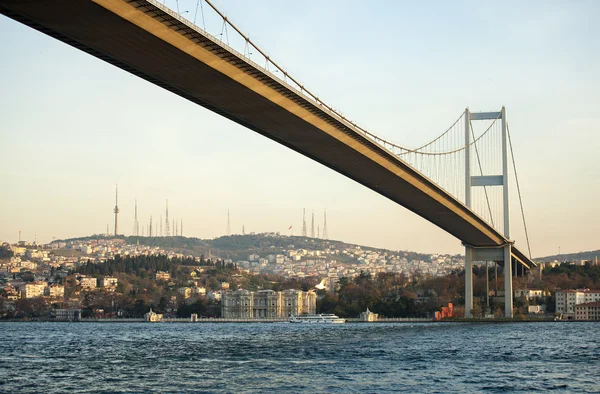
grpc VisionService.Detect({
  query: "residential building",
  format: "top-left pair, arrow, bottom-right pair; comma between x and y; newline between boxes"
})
575,302 -> 600,321
193,287 -> 206,296
528,305 -> 545,314
20,260 -> 37,270
79,277 -> 97,289
207,291 -> 222,301
46,284 -> 65,298
514,289 -> 544,300
177,287 -> 192,299
54,309 -> 82,321
22,281 -> 47,298
99,276 -> 118,288
556,289 -> 600,316
3,287 -> 19,301
155,271 -> 170,281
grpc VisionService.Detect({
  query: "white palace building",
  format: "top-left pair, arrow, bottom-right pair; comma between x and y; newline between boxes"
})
222,289 -> 316,319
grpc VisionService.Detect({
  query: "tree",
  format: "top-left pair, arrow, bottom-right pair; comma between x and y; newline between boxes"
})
177,299 -> 208,318
157,296 -> 168,313
470,299 -> 483,318
133,299 -> 148,317
317,293 -> 339,314
21,272 -> 35,283
0,246 -> 13,259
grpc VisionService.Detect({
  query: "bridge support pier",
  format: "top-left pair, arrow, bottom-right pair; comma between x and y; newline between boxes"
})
465,245 -> 514,318
465,246 -> 473,318
504,244 -> 513,318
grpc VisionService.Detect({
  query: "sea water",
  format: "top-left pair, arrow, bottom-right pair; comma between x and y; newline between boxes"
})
0,322 -> 598,393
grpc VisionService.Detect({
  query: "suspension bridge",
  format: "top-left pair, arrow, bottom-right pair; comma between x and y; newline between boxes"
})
0,0 -> 534,318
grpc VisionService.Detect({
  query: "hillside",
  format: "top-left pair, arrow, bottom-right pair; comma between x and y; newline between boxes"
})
535,250 -> 600,263
59,233 -> 436,263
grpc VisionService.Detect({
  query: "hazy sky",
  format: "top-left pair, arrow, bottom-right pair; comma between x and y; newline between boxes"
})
1,0 -> 598,257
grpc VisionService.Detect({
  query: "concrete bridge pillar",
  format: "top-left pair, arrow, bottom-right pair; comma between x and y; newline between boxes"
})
465,246 -> 473,318
504,244 -> 513,318
465,245 -> 514,319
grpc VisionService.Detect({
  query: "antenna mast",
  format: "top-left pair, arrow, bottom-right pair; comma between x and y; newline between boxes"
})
323,209 -> 328,240
134,199 -> 138,236
302,208 -> 307,237
113,184 -> 119,236
226,209 -> 231,236
164,199 -> 170,236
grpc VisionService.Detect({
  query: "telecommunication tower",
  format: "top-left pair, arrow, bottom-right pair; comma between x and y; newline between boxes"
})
226,209 -> 231,236
133,199 -> 139,236
302,209 -> 307,237
323,209 -> 328,240
113,184 -> 119,236
164,199 -> 171,236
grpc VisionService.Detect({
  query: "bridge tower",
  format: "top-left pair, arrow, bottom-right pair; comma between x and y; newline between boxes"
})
464,107 -> 513,318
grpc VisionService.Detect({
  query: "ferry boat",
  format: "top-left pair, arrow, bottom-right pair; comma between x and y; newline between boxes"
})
289,313 -> 346,324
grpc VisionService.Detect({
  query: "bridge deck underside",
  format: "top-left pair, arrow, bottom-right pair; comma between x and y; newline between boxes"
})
0,0 -> 533,269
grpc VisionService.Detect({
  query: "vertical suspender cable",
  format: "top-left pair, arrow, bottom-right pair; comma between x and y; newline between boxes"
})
471,121 -> 494,227
200,0 -> 207,30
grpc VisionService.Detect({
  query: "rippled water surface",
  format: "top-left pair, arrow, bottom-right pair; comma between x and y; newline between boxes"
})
0,322 -> 598,393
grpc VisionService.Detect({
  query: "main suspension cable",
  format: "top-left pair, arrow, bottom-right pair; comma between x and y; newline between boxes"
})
190,0 -> 490,158
396,112 -> 501,157
507,124 -> 532,259
397,112 -> 464,155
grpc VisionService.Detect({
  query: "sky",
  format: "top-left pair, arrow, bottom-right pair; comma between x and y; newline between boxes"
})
0,0 -> 599,257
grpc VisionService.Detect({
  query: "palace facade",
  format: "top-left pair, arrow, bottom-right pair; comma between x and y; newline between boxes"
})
222,289 -> 316,319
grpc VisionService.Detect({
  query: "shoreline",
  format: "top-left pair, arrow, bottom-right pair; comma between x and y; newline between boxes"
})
0,317 -> 571,323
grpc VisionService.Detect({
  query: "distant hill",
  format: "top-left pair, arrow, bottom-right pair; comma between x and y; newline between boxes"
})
57,233 -> 436,263
54,234 -> 599,265
535,250 -> 600,263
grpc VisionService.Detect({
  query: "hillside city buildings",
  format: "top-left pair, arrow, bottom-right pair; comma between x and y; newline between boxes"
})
1,236 -> 466,294
1,235 -> 599,320
235,245 -> 464,289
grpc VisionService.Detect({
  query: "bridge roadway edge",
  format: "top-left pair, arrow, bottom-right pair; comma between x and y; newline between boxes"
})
0,0 -> 533,269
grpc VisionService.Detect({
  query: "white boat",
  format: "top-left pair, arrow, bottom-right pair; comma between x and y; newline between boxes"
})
289,313 -> 346,324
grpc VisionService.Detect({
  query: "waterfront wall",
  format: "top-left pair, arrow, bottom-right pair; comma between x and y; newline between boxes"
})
79,317 -> 432,323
